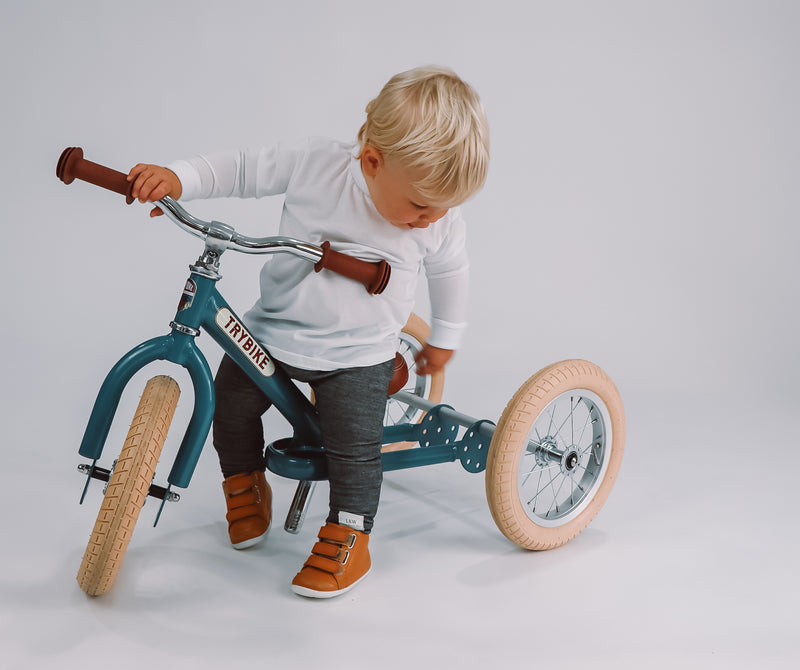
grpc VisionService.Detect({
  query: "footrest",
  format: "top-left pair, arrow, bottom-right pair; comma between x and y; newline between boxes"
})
456,420 -> 495,473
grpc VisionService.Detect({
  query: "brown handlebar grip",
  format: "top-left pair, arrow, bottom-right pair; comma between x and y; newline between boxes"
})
56,147 -> 135,204
314,241 -> 391,295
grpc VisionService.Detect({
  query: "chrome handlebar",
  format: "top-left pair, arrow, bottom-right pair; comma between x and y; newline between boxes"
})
157,196 -> 324,263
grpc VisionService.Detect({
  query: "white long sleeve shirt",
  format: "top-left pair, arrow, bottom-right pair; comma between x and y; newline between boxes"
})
168,137 -> 469,371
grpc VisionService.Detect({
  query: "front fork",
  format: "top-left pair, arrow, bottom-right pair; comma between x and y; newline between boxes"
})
77,329 -> 215,485
76,328 -> 215,523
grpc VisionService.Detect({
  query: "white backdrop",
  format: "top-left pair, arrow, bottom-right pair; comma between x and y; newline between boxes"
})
2,2 -> 798,668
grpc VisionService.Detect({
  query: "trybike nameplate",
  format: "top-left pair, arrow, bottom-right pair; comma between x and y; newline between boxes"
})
215,308 -> 276,376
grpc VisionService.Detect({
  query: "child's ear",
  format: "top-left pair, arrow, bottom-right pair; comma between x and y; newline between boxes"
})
361,145 -> 384,178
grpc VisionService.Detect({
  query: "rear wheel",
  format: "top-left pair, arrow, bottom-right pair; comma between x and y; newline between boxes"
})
486,360 -> 625,550
77,375 -> 180,596
382,313 -> 445,452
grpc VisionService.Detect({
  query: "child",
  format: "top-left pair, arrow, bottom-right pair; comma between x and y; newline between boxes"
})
127,66 -> 490,598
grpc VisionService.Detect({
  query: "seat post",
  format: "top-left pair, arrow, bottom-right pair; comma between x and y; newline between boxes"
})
284,480 -> 317,534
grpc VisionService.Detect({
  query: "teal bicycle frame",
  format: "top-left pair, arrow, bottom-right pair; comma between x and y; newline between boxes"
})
74,195 -> 495,531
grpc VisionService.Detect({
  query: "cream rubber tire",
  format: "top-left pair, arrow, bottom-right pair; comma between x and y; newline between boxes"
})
382,313 -> 445,452
77,375 -> 180,596
486,360 -> 625,550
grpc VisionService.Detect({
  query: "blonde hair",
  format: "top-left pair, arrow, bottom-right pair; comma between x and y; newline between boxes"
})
358,66 -> 490,206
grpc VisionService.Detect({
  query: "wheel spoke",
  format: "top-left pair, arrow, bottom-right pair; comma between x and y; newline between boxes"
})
533,467 -> 544,513
570,473 -> 576,507
571,396 -> 575,446
546,405 -> 556,436
551,399 -> 578,446
546,473 -> 569,518
577,408 -> 592,447
569,467 -> 587,493
526,468 -> 563,507
521,459 -> 558,486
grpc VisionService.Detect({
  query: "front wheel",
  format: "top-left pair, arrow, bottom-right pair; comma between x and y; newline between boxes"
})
77,375 -> 180,596
485,360 -> 625,550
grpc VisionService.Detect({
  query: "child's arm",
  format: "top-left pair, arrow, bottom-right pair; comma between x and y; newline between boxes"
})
127,164 -> 183,217
418,271 -> 464,375
420,212 -> 470,376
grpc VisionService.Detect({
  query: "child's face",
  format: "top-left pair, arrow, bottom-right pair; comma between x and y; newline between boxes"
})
361,147 -> 449,230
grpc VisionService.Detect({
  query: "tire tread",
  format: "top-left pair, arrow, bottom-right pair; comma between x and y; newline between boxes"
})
77,376 -> 180,596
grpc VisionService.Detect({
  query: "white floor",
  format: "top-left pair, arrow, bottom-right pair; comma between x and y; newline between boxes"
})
2,387 -> 797,670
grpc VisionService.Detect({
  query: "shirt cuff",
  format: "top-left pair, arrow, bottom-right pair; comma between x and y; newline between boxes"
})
165,159 -> 203,200
427,317 -> 467,351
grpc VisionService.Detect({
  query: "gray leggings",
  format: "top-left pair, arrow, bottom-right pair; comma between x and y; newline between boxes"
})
212,354 -> 395,533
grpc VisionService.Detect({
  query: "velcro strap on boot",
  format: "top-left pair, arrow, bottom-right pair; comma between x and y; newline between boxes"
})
312,540 -> 350,562
311,541 -> 342,558
226,503 -> 262,523
318,524 -> 357,547
305,553 -> 346,575
226,490 -> 257,507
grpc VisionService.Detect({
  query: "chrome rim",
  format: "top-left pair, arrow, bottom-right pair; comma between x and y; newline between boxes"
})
518,389 -> 612,527
384,332 -> 431,426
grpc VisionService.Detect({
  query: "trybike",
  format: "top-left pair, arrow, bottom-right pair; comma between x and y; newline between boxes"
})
57,147 -> 626,597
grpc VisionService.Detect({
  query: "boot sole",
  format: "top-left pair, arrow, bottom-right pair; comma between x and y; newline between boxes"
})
290,567 -> 372,599
231,524 -> 270,550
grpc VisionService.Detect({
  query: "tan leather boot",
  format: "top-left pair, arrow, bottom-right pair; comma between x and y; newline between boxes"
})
222,471 -> 272,549
291,522 -> 371,598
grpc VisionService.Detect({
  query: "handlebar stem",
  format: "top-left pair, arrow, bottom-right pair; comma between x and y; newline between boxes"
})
190,248 -> 224,281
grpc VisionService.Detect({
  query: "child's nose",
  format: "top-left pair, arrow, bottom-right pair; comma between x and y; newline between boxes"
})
417,208 -> 448,226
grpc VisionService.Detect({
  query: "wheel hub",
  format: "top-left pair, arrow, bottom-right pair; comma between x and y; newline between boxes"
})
533,436 -> 560,467
564,450 -> 579,471
532,437 -> 580,474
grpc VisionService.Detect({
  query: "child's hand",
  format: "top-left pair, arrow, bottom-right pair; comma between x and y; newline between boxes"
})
414,344 -> 453,376
127,164 -> 183,217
